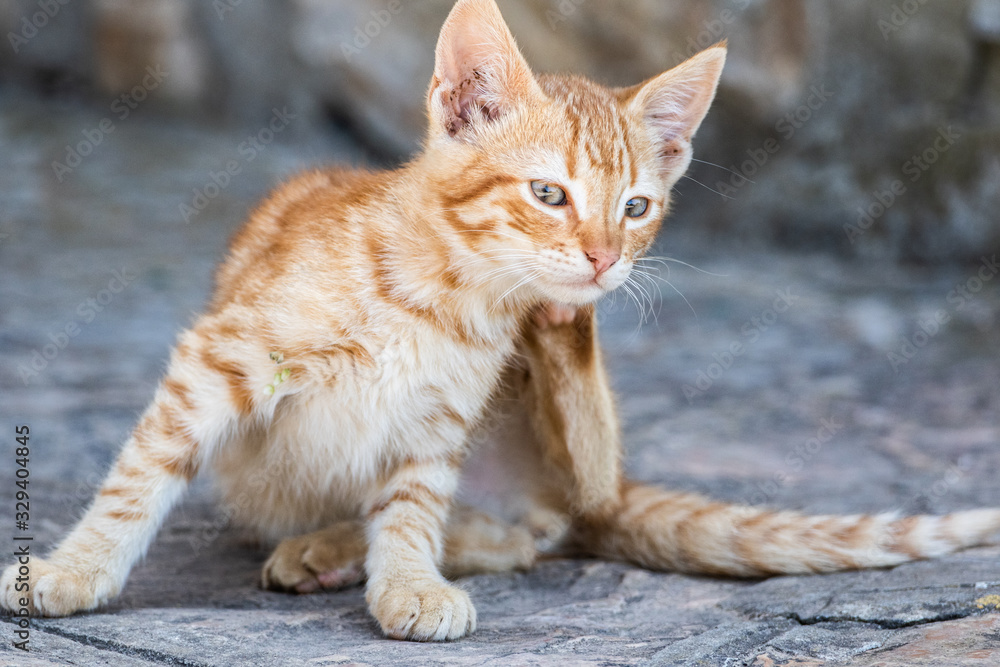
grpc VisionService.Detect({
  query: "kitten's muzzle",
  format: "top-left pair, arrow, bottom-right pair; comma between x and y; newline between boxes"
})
584,249 -> 620,278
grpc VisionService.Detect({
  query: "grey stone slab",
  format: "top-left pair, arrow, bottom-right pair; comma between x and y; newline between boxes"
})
761,622 -> 895,663
849,615 -> 1000,666
0,621 -> 161,666
642,619 -> 798,666
2,91 -> 1000,665
27,538 -> 750,664
724,548 -> 1000,627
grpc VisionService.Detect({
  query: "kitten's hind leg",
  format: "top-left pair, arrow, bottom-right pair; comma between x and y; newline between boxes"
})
262,521 -> 367,594
441,505 -> 536,578
262,506 -> 536,593
519,305 -> 1000,576
520,303 -> 622,520
0,322 -> 252,616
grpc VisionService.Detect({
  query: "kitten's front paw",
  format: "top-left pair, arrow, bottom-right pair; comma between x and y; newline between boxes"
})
367,578 -> 477,641
1,557 -> 109,617
534,303 -> 578,328
262,523 -> 366,594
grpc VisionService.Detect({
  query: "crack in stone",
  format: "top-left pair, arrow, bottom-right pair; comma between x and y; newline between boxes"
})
777,609 -> 972,630
816,581 -> 1000,595
15,620 -> 212,667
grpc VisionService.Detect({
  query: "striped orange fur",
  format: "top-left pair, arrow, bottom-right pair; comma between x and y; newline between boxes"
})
2,0 -> 998,642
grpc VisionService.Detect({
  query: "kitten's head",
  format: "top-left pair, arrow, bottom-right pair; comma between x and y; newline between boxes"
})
424,0 -> 725,307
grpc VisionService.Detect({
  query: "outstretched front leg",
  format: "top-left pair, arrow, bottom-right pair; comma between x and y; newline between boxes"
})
0,317 -> 261,615
521,304 -> 1000,577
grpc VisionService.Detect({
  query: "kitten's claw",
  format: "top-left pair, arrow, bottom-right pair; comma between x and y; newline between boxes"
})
534,303 -> 578,329
261,522 -> 366,594
1,557 -> 112,617
366,578 -> 477,641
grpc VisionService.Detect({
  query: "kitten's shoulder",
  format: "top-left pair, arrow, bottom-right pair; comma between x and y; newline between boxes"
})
209,165 -> 386,310
241,166 -> 381,238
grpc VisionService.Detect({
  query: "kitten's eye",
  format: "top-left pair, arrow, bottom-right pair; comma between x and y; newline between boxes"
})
625,197 -> 649,218
531,181 -> 567,206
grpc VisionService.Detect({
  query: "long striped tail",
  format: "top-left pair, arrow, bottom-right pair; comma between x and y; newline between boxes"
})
578,481 -> 1000,576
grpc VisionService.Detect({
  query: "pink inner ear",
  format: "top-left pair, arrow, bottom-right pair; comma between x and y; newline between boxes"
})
645,85 -> 704,144
455,71 -> 500,125
441,58 -> 519,137
442,69 -> 495,137
634,47 -> 727,148
648,114 -> 688,145
657,140 -> 684,160
432,0 -> 539,138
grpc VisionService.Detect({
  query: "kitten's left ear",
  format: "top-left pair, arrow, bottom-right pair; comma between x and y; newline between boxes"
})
629,44 -> 727,157
428,0 -> 543,140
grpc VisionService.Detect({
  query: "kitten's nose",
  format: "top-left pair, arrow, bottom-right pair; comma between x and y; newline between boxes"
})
585,249 -> 620,277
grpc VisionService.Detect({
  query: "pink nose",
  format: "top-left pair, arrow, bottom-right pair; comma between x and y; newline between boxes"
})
585,249 -> 620,277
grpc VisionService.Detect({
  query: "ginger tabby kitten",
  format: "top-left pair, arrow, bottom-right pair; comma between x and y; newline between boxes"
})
4,0 -> 999,642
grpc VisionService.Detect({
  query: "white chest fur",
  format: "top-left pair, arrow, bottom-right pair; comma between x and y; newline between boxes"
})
212,324 -> 517,540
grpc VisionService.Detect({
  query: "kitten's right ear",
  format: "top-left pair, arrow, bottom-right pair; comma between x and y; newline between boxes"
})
428,0 -> 543,141
629,44 -> 727,159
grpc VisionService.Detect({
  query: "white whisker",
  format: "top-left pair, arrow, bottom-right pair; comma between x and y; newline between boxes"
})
680,174 -> 734,200
632,270 -> 665,325
690,158 -> 754,184
629,265 -> 697,319
450,251 -> 537,271
636,255 -> 728,277
471,263 -> 540,287
617,280 -> 652,339
489,271 -> 542,313
629,273 -> 659,327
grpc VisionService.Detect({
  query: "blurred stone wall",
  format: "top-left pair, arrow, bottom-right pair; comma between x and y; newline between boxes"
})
2,0 -> 999,262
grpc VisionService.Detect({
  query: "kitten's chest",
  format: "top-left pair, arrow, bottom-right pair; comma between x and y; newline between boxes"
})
213,326 -> 520,533
368,330 -> 514,423
277,326 -> 517,467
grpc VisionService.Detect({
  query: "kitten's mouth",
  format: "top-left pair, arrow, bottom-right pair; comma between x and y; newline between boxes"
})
557,278 -> 602,291
541,278 -> 609,305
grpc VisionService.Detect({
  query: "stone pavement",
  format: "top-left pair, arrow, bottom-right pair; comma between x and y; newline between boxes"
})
1,93 -> 999,666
